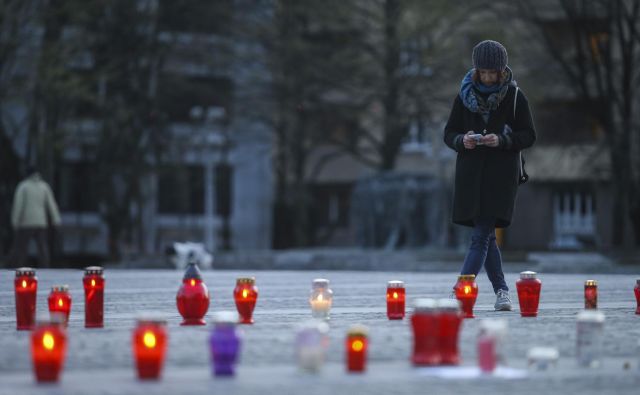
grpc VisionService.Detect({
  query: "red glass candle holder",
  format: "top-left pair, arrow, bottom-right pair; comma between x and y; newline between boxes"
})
234,277 -> 258,324
386,280 -> 405,320
477,333 -> 497,373
437,299 -> 463,365
584,280 -> 597,310
83,266 -> 105,328
410,298 -> 440,366
48,285 -> 72,326
15,267 -> 38,331
516,271 -> 542,317
132,318 -> 168,380
346,325 -> 368,373
31,318 -> 67,382
176,261 -> 210,325
454,274 -> 478,319
635,279 -> 640,315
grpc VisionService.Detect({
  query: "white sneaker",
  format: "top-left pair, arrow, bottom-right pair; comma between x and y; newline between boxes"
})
494,289 -> 512,311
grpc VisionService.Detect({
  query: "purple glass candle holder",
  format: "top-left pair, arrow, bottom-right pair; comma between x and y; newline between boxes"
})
209,312 -> 241,376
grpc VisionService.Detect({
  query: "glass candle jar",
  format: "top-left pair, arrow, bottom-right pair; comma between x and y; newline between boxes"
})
477,333 -> 496,373
576,310 -> 605,368
584,280 -> 598,310
410,298 -> 440,366
309,279 -> 333,320
437,299 -> 463,365
234,277 -> 258,324
48,285 -> 72,326
478,319 -> 508,371
454,274 -> 478,319
83,266 -> 105,328
346,324 -> 368,373
634,279 -> 639,315
176,261 -> 210,325
295,320 -> 330,373
527,347 -> 559,371
386,280 -> 405,320
31,317 -> 67,382
15,267 -> 38,331
209,311 -> 242,376
516,271 -> 542,317
132,317 -> 168,380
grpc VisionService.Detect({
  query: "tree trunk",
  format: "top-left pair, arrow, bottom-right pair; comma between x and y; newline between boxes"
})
379,0 -> 403,172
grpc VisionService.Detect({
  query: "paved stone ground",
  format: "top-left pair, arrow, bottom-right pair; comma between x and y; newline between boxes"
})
1,269 -> 639,394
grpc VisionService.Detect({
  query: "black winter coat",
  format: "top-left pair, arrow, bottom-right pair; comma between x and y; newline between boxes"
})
444,85 -> 536,228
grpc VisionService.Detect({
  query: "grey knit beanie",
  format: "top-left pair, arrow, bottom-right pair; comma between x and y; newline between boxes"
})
472,40 -> 508,71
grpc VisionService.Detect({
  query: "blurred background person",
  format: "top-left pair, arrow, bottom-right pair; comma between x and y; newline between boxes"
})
10,165 -> 61,268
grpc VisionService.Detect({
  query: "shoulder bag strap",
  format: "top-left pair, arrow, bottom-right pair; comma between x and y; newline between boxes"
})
513,87 -> 524,178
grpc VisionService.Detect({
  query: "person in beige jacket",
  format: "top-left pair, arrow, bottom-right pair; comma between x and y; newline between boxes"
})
11,166 -> 61,268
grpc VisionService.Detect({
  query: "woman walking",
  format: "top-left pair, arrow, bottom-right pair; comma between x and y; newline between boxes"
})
444,40 -> 536,310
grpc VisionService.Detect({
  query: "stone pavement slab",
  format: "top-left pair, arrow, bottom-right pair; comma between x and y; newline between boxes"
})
1,269 -> 639,394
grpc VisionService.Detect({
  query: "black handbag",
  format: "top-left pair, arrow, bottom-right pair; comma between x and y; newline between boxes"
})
513,87 -> 529,185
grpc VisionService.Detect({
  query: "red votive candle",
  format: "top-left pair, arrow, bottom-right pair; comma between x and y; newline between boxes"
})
454,274 -> 478,319
346,325 -> 368,373
234,277 -> 258,324
133,318 -> 168,380
15,267 -> 37,330
83,266 -> 104,328
635,279 -> 640,315
48,285 -> 72,326
438,299 -> 463,365
31,317 -> 67,382
411,298 -> 440,366
584,280 -> 597,310
176,260 -> 210,325
386,280 -> 405,320
516,271 -> 542,317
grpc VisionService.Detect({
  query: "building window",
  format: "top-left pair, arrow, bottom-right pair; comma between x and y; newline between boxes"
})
157,165 -> 204,215
312,183 -> 352,228
58,162 -> 99,212
535,99 -> 599,144
158,0 -> 233,35
550,186 -> 597,249
158,73 -> 232,123
402,118 -> 433,154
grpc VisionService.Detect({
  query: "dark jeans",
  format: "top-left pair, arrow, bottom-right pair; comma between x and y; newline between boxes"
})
11,227 -> 50,268
460,217 -> 508,294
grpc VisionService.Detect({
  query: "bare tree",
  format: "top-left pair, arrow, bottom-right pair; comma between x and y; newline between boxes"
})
0,0 -> 40,255
239,0 -> 480,247
517,0 -> 640,247
79,1 -> 168,259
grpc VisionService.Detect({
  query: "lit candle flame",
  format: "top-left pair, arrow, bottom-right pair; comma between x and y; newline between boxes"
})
317,294 -> 323,301
91,279 -> 96,287
393,292 -> 398,299
143,331 -> 156,348
190,279 -> 196,287
242,289 -> 248,298
22,280 -> 27,288
43,333 -> 55,350
464,285 -> 471,295
351,339 -> 364,352
58,298 -> 63,307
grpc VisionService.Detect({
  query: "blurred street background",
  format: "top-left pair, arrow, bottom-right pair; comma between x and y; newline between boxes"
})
0,1 -> 639,265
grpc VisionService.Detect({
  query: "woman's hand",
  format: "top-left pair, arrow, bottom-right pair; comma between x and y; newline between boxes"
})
462,131 -> 478,149
482,133 -> 500,147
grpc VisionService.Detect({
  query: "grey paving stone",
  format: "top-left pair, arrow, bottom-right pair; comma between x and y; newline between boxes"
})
1,269 -> 639,394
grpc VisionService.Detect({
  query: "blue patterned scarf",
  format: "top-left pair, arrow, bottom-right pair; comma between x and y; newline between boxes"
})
459,66 -> 515,114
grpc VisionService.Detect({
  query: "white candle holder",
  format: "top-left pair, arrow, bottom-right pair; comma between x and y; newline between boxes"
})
309,279 -> 333,320
295,320 -> 330,372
